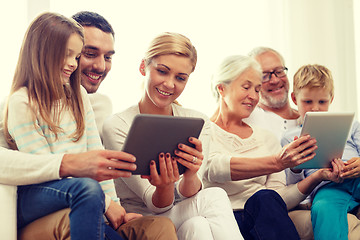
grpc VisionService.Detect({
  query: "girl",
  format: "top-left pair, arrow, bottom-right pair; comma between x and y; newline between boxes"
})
102,32 -> 242,240
4,12 -> 127,240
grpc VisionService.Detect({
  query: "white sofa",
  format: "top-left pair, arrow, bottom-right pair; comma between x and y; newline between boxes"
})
0,184 -> 17,240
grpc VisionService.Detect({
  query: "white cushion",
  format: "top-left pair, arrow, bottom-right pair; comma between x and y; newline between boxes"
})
0,184 -> 17,240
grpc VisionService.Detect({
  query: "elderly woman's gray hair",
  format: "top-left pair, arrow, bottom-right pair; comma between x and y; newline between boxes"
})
211,55 -> 262,101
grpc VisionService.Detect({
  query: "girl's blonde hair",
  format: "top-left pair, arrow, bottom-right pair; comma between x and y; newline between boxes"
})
4,12 -> 85,149
143,32 -> 197,72
293,64 -> 334,97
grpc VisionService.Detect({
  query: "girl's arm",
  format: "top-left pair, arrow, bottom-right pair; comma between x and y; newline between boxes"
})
7,89 -> 51,154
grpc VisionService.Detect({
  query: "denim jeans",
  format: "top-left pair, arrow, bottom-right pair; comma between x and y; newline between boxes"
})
234,189 -> 300,240
17,178 -> 110,240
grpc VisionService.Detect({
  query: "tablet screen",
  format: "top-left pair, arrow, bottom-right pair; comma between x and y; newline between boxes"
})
122,114 -> 205,175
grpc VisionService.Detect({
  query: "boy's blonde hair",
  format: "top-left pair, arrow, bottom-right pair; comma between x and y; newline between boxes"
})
293,64 -> 334,97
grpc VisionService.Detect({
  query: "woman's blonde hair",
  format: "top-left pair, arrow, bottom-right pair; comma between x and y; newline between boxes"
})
4,12 -> 85,149
293,64 -> 334,97
143,32 -> 197,72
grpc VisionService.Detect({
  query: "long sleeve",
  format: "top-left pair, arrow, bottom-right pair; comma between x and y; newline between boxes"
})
7,88 -> 52,154
0,97 -> 63,185
0,147 -> 62,185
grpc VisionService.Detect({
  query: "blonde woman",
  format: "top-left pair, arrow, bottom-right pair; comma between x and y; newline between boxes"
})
103,32 -> 242,240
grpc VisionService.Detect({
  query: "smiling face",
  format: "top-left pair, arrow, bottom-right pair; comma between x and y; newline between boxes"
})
79,26 -> 115,93
140,54 -> 193,115
62,33 -> 83,84
255,51 -> 289,108
292,87 -> 333,122
220,67 -> 262,119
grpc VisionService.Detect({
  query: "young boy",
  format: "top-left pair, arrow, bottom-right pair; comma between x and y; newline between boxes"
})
281,64 -> 360,240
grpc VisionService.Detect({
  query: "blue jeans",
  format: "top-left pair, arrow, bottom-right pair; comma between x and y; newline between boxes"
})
234,189 -> 300,240
17,178 -> 121,240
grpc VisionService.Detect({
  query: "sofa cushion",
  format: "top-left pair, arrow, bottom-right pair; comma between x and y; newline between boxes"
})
289,210 -> 360,240
0,184 -> 17,240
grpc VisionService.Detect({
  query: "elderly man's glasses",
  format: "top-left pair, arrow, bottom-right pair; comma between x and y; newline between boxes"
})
262,67 -> 288,82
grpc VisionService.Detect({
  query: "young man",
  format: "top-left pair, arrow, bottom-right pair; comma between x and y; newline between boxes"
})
16,11 -> 177,240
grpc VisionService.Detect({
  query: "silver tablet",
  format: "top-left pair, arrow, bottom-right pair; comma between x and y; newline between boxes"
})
294,112 -> 354,169
122,114 -> 205,175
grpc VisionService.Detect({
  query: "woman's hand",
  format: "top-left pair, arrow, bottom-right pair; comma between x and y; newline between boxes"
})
174,137 -> 203,197
141,153 -> 180,208
341,157 -> 360,178
174,137 -> 203,178
317,158 -> 344,183
276,135 -> 317,170
141,153 -> 180,188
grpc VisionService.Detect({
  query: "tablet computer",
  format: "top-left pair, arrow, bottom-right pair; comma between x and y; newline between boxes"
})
122,114 -> 205,175
294,112 -> 354,169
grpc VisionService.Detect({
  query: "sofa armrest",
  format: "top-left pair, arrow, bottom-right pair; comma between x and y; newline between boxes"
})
0,184 -> 17,240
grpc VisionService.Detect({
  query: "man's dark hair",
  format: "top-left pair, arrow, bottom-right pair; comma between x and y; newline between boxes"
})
72,11 -> 115,38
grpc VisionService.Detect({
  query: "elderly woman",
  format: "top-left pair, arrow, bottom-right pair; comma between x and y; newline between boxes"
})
204,55 -> 343,240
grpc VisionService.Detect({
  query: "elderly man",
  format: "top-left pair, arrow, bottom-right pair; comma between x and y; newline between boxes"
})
245,47 -> 299,139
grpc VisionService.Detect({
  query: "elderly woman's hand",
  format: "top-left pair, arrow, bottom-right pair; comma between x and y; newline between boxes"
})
276,135 -> 317,170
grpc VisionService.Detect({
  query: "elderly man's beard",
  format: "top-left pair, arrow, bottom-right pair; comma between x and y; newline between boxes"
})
259,91 -> 289,109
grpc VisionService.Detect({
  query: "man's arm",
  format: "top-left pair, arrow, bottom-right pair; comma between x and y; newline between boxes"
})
60,149 -> 136,181
0,147 -> 62,185
0,147 -> 136,186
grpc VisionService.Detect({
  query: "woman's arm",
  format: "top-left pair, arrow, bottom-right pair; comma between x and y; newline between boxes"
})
230,135 -> 317,180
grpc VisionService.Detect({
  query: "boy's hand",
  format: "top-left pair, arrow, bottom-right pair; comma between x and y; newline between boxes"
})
318,158 -> 344,183
341,157 -> 360,178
